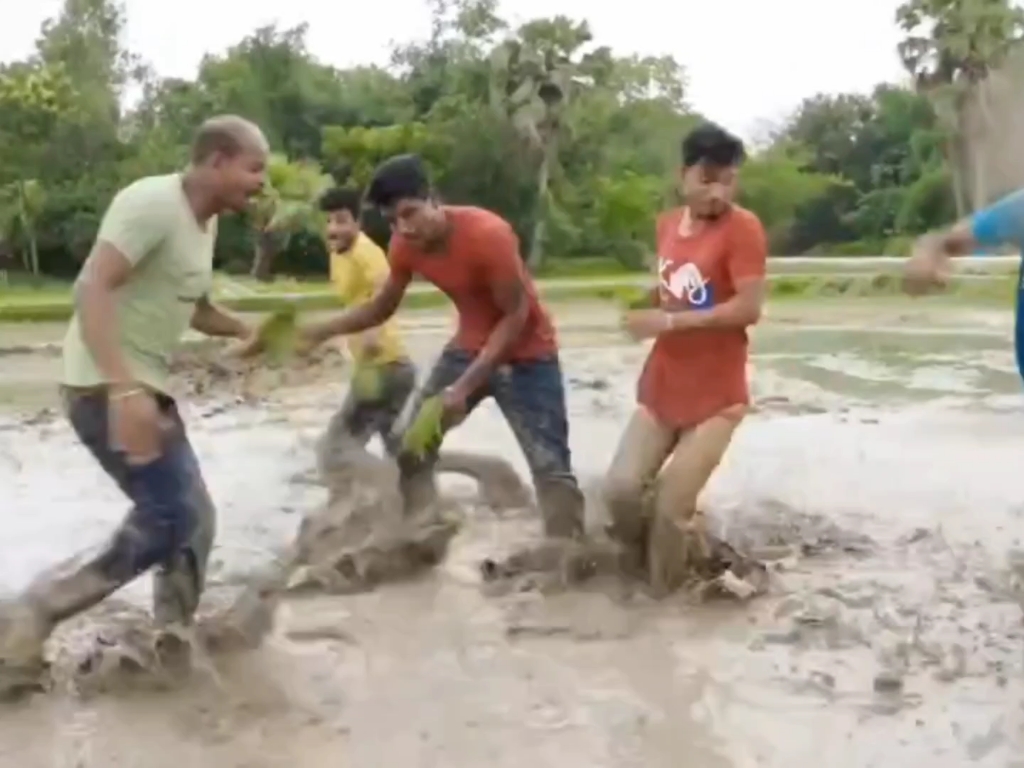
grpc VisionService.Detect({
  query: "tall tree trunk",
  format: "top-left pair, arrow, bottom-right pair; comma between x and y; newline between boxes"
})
971,142 -> 987,211
13,181 -> 40,276
251,230 -> 277,282
946,133 -> 968,218
28,233 -> 39,276
970,82 -> 994,209
526,144 -> 552,272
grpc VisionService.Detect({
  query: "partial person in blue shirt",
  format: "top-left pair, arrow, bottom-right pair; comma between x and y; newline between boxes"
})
903,188 -> 1024,380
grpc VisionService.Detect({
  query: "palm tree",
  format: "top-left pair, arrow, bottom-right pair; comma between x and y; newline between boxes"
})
488,26 -> 588,270
250,153 -> 332,281
897,0 -> 1024,212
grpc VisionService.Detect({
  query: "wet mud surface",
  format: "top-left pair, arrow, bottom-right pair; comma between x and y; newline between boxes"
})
2,301 -> 1024,765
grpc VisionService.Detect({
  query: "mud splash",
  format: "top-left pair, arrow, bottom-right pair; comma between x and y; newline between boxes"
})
2,302 -> 1024,766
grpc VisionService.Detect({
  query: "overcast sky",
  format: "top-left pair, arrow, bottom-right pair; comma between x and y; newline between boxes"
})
2,0 -> 909,140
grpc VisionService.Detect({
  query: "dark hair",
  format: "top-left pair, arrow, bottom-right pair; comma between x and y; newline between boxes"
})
191,115 -> 260,165
318,187 -> 362,218
681,122 -> 746,168
366,154 -> 431,209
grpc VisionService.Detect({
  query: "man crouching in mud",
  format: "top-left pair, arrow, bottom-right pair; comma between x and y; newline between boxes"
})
903,189 -> 1024,376
0,115 -> 269,691
607,122 -> 768,595
298,154 -> 586,541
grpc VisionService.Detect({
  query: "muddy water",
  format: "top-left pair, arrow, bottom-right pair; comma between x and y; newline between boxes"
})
2,300 -> 1024,766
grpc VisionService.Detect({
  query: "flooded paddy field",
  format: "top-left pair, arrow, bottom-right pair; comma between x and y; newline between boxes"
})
1,297 -> 1024,767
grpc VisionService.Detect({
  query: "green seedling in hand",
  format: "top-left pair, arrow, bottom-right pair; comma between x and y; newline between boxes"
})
402,395 -> 445,459
618,287 -> 652,310
351,362 -> 383,401
257,304 -> 298,364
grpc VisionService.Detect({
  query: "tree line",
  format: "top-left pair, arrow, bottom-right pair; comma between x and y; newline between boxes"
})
1,0 -> 1022,282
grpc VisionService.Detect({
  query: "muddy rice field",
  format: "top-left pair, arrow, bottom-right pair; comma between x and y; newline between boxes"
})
2,298 -> 1024,767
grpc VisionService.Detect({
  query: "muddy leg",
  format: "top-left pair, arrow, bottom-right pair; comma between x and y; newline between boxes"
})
647,405 -> 744,597
150,429 -> 215,659
396,349 -> 487,513
435,451 -> 532,511
316,387 -> 377,484
0,392 -> 200,678
318,359 -> 418,471
602,407 -> 677,571
493,355 -> 584,538
372,359 -> 418,458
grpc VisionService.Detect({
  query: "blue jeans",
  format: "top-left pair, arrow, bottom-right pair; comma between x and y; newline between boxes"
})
28,390 -> 216,628
399,348 -> 584,537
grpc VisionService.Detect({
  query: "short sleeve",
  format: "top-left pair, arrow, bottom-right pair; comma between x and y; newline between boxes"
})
355,237 -> 391,287
95,180 -> 170,266
971,188 -> 1024,247
386,235 -> 413,289
476,221 -> 524,284
726,210 -> 768,284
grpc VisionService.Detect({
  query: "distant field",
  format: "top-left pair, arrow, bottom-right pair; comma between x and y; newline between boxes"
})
4,254 -> 1016,301
1,255 -> 1018,323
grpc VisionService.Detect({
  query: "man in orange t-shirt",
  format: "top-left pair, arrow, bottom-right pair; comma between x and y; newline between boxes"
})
300,155 -> 585,540
604,122 -> 768,593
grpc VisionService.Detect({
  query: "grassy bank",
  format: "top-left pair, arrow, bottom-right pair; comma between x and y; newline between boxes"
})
1,271 -> 1016,324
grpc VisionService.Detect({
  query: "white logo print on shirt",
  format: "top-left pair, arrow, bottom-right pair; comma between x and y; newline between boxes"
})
658,258 -> 713,308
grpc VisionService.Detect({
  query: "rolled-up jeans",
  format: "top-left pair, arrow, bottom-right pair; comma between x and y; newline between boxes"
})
24,388 -> 216,630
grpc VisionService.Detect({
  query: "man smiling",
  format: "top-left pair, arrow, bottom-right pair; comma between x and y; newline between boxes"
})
313,186 -> 416,472
300,154 -> 585,540
0,115 -> 269,689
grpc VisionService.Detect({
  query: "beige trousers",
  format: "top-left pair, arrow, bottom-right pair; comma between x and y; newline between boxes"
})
603,404 -> 745,593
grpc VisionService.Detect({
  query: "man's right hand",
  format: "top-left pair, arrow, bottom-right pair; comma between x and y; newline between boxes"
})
108,386 -> 163,463
295,322 -> 329,356
902,235 -> 951,296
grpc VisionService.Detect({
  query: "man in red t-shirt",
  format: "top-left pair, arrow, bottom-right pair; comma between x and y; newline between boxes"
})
605,122 -> 768,593
300,155 -> 584,540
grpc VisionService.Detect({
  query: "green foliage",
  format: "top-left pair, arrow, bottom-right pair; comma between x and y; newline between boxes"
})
403,396 -> 446,459
255,304 -> 299,364
2,0 -> 1018,283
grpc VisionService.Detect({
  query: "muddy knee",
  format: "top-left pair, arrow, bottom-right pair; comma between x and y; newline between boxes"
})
602,475 -> 647,545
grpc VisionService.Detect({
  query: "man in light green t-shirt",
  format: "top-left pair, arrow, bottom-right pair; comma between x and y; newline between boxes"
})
0,115 -> 269,694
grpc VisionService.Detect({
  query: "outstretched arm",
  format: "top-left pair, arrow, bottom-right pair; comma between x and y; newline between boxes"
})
905,188 -> 1024,294
191,296 -> 250,339
304,272 -> 408,345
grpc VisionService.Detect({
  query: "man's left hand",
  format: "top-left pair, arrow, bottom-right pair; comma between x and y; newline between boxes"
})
622,309 -> 674,341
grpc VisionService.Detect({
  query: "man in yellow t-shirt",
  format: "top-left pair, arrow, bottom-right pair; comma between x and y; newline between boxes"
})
316,187 -> 416,473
